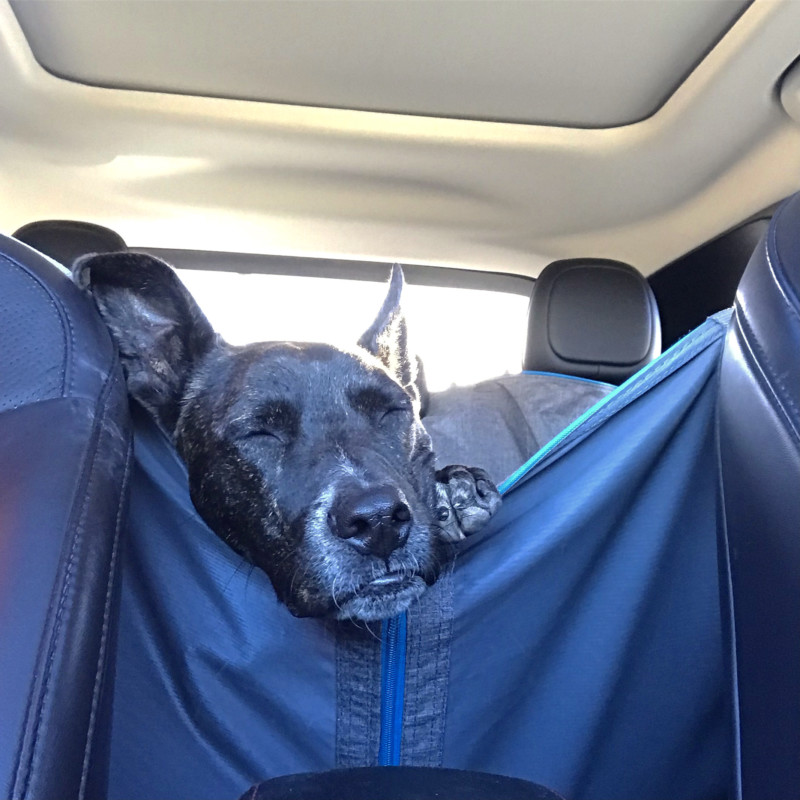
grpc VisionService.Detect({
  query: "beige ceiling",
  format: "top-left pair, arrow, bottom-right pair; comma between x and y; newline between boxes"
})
10,0 -> 748,127
1,0 -> 800,277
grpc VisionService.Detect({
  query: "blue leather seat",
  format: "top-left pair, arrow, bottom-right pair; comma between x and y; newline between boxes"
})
0,235 -> 132,799
717,192 -> 800,799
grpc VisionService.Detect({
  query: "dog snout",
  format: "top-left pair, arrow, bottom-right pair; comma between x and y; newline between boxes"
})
328,484 -> 411,559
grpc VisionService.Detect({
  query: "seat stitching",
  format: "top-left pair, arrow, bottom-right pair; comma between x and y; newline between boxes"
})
15,373 -> 117,799
732,307 -> 800,444
79,393 -> 132,798
766,199 -> 800,318
735,293 -> 800,423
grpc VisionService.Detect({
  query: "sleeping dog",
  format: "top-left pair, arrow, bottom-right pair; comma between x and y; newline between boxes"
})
73,254 -> 500,621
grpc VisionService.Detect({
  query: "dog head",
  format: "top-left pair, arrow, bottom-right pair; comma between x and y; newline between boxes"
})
74,253 -> 449,621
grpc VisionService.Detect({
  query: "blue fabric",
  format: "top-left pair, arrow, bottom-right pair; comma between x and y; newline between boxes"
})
109,313 -> 731,800
502,311 -> 729,492
109,408 -> 338,800
444,313 -> 731,799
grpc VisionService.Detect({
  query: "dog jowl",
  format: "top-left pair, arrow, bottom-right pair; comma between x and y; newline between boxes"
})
74,253 -> 500,621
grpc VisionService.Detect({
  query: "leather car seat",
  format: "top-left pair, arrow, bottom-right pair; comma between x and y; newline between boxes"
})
0,233 -> 132,800
523,258 -> 661,384
13,220 -> 127,266
717,192 -> 800,800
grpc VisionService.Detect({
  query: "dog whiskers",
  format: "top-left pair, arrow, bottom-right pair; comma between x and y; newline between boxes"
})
289,560 -> 312,604
331,572 -> 344,615
348,616 -> 382,642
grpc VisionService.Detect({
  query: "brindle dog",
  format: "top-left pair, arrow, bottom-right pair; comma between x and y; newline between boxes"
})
74,254 -> 500,621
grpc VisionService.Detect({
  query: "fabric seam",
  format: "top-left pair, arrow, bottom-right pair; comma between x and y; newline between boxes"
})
713,376 -> 743,800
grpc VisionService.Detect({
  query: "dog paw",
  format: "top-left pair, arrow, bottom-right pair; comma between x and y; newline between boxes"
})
434,465 -> 502,542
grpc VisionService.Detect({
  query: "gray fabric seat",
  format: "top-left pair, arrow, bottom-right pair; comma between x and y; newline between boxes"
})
426,373 -> 612,484
426,259 -> 660,484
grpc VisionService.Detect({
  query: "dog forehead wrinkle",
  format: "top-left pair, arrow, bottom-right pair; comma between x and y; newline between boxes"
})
246,340 -> 342,369
232,349 -> 359,407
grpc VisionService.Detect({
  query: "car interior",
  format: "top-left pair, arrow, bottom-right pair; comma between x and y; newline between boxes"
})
1,2 -> 799,800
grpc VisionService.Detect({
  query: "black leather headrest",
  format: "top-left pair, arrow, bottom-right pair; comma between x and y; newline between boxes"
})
13,220 -> 126,266
523,259 -> 661,384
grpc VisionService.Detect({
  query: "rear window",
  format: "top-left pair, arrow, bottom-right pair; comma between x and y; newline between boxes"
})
143,250 -> 531,392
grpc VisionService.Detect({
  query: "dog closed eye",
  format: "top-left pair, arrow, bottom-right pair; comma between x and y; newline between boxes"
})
239,429 -> 285,444
377,406 -> 414,437
349,387 -> 412,423
233,400 -> 299,443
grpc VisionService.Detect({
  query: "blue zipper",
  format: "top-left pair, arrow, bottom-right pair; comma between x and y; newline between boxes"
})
378,613 -> 407,765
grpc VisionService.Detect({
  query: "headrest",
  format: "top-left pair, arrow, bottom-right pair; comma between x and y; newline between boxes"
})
13,220 -> 126,266
523,259 -> 661,384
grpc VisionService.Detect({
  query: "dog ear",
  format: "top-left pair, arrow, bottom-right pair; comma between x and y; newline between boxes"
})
73,251 -> 217,435
358,265 -> 429,415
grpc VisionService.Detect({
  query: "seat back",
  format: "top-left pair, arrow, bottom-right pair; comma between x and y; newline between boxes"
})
425,258 -> 657,483
717,193 -> 800,799
0,234 -> 131,800
425,372 -> 612,483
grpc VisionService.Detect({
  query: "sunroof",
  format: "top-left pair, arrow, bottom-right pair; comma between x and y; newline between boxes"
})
11,0 -> 750,127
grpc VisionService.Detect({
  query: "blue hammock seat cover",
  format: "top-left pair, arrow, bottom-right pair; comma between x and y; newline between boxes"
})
109,311 -> 732,800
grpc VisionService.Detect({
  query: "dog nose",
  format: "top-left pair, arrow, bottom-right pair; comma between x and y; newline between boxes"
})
329,485 -> 412,559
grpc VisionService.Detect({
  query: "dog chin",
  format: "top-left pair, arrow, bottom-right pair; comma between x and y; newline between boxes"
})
333,574 -> 427,622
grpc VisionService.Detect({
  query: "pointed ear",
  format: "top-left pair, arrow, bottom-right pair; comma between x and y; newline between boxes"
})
358,265 -> 428,414
73,251 -> 217,435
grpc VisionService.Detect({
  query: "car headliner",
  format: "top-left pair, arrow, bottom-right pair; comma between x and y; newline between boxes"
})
1,0 -> 800,278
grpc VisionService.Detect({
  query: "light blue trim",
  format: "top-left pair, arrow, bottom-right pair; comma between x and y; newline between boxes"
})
499,311 -> 732,495
522,370 -> 614,389
498,397 -> 609,494
378,613 -> 407,766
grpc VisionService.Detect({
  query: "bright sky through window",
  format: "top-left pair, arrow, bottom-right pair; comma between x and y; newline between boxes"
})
176,270 -> 528,392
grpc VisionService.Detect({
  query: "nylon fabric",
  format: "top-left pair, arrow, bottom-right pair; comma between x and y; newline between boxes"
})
109,314 -> 730,800
400,565 -> 455,767
444,313 -> 730,799
108,405 -> 339,800
334,623 -> 382,769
